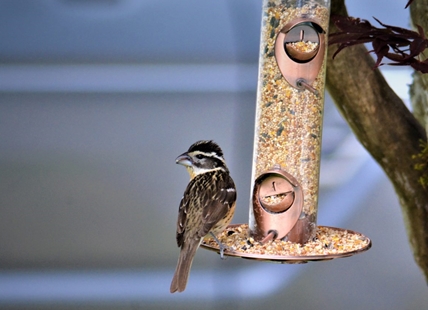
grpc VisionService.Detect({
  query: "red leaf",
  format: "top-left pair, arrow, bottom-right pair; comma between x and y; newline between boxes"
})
411,61 -> 428,73
409,38 -> 428,57
330,14 -> 428,73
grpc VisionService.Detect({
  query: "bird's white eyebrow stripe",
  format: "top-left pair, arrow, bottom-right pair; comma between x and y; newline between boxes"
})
226,188 -> 235,192
190,151 -> 225,162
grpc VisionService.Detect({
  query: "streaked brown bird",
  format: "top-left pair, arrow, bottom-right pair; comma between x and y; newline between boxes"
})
170,140 -> 237,293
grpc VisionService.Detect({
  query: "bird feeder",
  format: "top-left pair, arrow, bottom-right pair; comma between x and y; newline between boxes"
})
202,0 -> 371,263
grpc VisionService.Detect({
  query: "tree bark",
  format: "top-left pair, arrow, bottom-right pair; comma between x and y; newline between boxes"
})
409,0 -> 428,132
326,0 -> 428,281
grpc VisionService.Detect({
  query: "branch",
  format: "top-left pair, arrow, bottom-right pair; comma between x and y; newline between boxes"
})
327,0 -> 428,281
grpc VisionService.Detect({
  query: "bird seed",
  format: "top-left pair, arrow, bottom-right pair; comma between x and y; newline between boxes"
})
203,224 -> 370,258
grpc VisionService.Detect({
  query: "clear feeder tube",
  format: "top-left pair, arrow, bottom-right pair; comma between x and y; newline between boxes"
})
249,0 -> 331,244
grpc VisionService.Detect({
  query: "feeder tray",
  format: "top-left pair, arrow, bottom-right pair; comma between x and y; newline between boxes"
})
201,224 -> 371,263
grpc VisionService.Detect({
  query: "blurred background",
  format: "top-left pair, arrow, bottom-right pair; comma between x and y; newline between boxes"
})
0,0 -> 427,309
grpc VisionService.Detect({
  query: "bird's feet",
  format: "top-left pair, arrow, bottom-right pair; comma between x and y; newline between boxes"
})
210,232 -> 232,259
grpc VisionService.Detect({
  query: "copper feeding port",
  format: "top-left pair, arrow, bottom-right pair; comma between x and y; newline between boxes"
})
275,19 -> 326,93
259,175 -> 295,213
284,22 -> 320,62
250,165 -> 303,242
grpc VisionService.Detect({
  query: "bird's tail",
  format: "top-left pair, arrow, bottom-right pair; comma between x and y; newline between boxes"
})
170,239 -> 200,293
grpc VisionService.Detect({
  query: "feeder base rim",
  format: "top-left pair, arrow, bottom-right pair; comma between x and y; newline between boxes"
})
201,223 -> 371,263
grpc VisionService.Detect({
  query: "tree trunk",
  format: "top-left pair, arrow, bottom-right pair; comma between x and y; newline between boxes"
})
409,0 -> 428,132
326,0 -> 428,281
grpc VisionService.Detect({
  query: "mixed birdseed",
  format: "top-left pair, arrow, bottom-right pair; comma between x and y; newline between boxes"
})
251,0 -> 330,240
261,193 -> 287,205
203,224 -> 370,258
286,41 -> 319,53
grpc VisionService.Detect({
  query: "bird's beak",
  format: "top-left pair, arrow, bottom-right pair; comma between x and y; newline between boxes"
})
175,152 -> 193,167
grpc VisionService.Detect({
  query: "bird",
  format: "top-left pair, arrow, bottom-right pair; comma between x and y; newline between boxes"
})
170,140 -> 237,293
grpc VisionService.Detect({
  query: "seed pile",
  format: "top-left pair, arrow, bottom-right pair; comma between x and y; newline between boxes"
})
286,41 -> 319,53
203,224 -> 370,258
261,193 -> 287,205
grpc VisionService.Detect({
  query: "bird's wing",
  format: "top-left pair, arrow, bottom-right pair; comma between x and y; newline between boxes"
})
199,172 -> 236,237
176,181 -> 192,248
176,171 -> 236,247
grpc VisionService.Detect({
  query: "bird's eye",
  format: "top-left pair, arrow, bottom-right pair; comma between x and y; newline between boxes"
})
195,154 -> 204,159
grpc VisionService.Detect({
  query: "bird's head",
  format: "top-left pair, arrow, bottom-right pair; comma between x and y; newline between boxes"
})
176,140 -> 228,179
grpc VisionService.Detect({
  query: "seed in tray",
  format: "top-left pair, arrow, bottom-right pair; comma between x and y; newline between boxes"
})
203,224 -> 370,257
